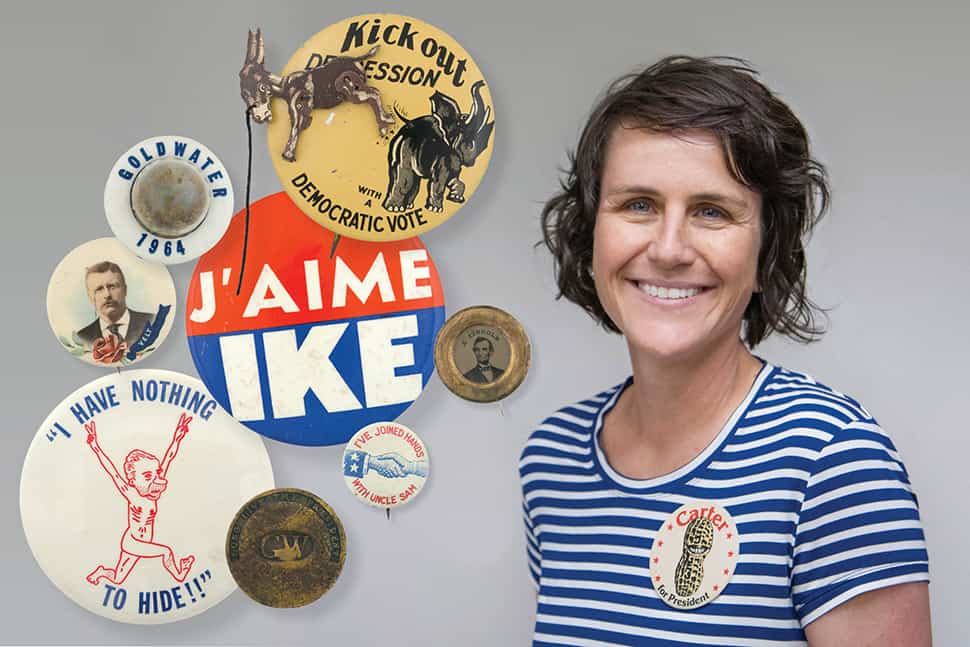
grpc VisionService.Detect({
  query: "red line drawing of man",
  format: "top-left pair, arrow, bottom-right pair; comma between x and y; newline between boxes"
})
84,413 -> 195,586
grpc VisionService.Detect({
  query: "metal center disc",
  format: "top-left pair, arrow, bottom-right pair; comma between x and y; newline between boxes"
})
130,159 -> 210,238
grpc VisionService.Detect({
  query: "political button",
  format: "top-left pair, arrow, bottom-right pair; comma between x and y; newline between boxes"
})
226,488 -> 346,608
47,237 -> 176,367
343,422 -> 429,509
247,14 -> 494,241
648,502 -> 740,610
434,305 -> 531,403
105,135 -> 234,264
185,191 -> 446,446
20,370 -> 275,624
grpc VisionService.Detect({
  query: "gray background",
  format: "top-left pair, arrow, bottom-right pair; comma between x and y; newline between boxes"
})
1,1 -> 966,644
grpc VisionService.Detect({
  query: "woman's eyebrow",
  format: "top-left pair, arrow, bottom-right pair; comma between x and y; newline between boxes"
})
603,185 -> 751,210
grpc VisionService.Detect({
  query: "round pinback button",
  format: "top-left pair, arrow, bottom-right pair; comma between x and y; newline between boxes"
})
343,422 -> 429,509
251,15 -> 494,241
226,488 -> 346,608
649,502 -> 740,610
104,135 -> 234,264
185,191 -> 446,446
47,237 -> 176,367
20,370 -> 275,624
434,305 -> 531,403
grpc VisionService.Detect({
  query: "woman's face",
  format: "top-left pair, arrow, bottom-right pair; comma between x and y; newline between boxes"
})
592,127 -> 762,362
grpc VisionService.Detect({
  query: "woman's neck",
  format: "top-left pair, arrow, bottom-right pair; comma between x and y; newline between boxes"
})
601,339 -> 763,480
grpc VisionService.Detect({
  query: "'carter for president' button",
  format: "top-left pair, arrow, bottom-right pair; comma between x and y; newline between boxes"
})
104,135 -> 234,264
20,370 -> 275,624
648,501 -> 740,610
47,238 -> 175,367
343,421 -> 429,509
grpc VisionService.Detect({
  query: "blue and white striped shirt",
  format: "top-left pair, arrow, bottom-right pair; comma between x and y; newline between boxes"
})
520,362 -> 928,646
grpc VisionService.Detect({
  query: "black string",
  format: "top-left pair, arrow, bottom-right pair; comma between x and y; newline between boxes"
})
236,108 -> 254,295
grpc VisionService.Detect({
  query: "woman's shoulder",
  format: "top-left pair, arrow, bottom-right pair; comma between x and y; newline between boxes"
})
519,380 -> 627,462
754,362 -> 907,464
755,362 -> 879,429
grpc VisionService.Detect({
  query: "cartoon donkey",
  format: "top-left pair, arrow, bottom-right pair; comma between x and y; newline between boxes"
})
240,29 -> 395,162
382,81 -> 494,213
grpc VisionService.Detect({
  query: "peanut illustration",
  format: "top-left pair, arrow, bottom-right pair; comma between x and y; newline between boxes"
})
674,517 -> 715,597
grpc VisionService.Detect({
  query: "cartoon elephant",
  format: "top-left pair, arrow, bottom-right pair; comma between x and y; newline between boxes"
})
383,80 -> 494,213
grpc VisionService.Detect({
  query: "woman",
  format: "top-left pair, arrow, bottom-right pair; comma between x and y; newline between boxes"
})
521,57 -> 930,646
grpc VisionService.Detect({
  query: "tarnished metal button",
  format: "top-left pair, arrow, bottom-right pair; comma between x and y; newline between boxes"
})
434,305 -> 531,403
226,488 -> 346,608
131,159 -> 210,238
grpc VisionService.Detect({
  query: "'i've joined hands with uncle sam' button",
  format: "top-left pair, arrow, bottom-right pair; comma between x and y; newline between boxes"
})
47,238 -> 175,367
20,370 -> 274,624
343,422 -> 429,509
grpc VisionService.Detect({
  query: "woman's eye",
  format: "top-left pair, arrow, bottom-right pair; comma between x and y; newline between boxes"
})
698,206 -> 728,220
626,199 -> 651,213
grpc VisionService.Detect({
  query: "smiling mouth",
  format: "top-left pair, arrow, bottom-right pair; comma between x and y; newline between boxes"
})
632,281 -> 711,300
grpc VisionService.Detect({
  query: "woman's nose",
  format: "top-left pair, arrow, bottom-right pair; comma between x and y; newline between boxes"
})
645,213 -> 695,267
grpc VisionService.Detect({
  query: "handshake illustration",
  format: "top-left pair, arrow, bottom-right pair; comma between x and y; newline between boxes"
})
343,450 -> 428,479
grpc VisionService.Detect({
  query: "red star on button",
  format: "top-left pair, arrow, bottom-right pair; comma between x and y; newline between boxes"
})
657,540 -> 664,547
654,575 -> 661,582
667,524 -> 673,530
713,585 -> 719,591
728,551 -> 734,557
727,533 -> 733,539
653,557 -> 659,563
723,569 -> 729,575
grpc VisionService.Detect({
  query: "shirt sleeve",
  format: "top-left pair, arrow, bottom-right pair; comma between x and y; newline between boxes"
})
523,493 -> 541,589
791,420 -> 929,626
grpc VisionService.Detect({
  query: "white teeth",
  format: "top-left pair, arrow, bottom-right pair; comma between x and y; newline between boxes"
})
637,283 -> 702,299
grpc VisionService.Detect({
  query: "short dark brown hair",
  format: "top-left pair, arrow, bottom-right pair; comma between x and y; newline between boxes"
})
540,56 -> 830,347
85,261 -> 126,287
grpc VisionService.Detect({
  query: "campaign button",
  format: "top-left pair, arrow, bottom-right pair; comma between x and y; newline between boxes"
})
19,370 -> 275,624
47,237 -> 176,367
105,135 -> 234,264
249,14 -> 495,241
434,305 -> 531,403
185,192 -> 446,446
343,422 -> 429,509
648,501 -> 740,610
226,488 -> 346,608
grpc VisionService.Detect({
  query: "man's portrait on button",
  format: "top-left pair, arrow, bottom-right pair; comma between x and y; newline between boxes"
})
460,333 -> 507,384
75,260 -> 152,348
